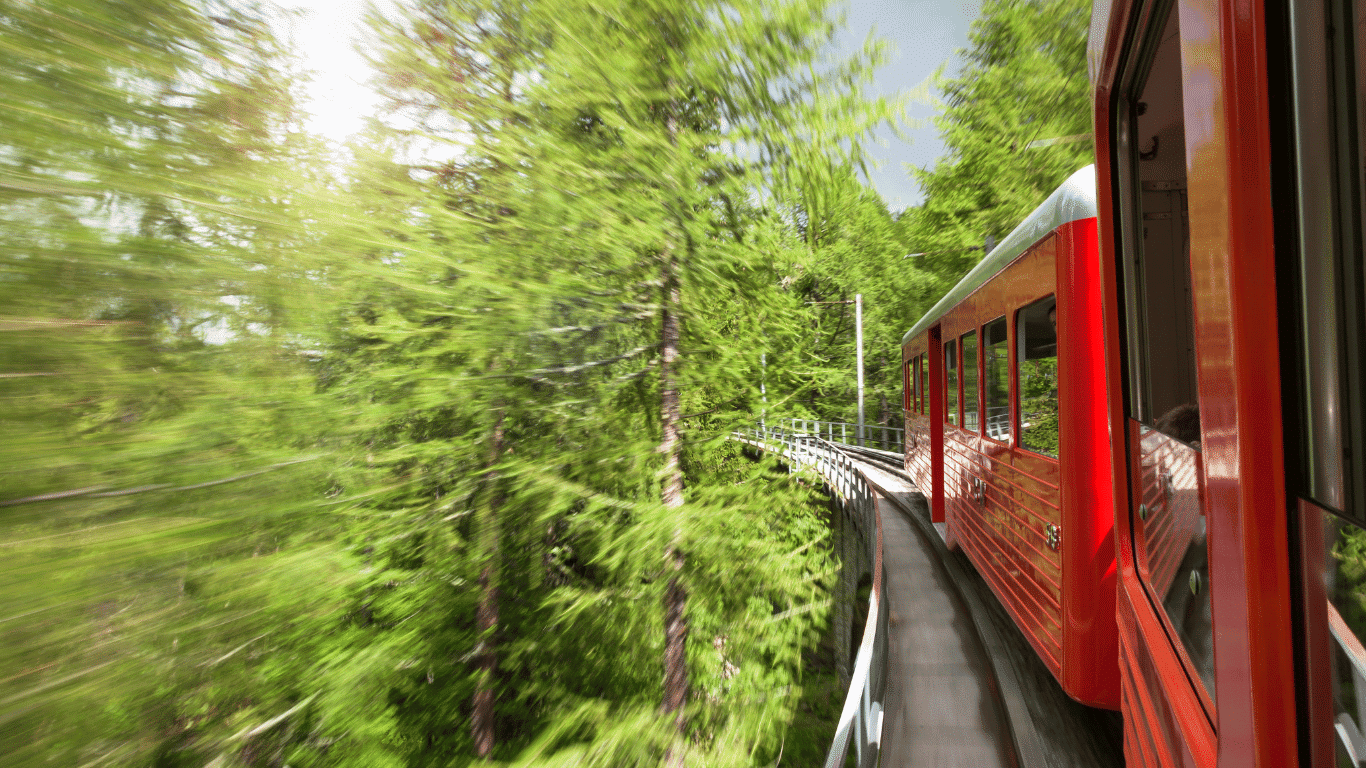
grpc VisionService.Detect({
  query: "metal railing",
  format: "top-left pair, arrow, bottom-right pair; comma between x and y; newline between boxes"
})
985,406 -> 1011,441
734,425 -> 887,768
766,417 -> 905,454
1329,600 -> 1366,764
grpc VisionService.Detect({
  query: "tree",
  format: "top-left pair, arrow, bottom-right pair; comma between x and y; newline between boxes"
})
302,0 -> 899,763
906,0 -> 1093,286
0,2 -> 350,766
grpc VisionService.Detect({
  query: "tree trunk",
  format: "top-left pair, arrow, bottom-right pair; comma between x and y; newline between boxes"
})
472,411 -> 504,759
660,256 -> 688,732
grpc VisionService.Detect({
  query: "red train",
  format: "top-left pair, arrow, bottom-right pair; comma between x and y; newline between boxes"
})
901,0 -> 1366,764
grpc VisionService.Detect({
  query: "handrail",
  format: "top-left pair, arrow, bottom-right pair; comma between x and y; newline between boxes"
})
732,425 -> 887,768
765,417 -> 905,453
1328,600 -> 1366,763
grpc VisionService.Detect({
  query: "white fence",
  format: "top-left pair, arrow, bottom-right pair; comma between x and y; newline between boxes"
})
734,425 -> 887,768
767,417 -> 905,454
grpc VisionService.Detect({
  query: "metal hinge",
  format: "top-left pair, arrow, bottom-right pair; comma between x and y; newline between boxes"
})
1045,523 -> 1061,551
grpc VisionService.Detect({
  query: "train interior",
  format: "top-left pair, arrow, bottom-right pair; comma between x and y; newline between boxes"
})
1126,5 -> 1198,437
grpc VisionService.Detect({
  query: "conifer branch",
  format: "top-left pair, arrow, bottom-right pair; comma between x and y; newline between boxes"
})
0,457 -> 320,507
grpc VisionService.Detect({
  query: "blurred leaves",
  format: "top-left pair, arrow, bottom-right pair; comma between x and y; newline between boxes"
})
0,0 -> 896,764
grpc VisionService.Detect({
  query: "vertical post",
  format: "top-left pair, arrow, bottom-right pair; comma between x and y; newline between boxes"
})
842,423 -> 847,443
856,294 -> 865,447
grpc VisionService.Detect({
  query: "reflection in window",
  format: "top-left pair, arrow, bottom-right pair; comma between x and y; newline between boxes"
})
1017,296 -> 1058,457
1121,2 -> 1214,706
962,331 -> 979,432
1326,513 -> 1366,763
984,317 -> 1010,442
920,356 -> 929,417
945,340 -> 958,426
912,356 -> 921,414
904,358 -> 914,414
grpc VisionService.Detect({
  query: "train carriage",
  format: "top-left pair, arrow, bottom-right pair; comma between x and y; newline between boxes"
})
1089,0 -> 1364,763
901,166 -> 1120,709
902,0 -> 1366,762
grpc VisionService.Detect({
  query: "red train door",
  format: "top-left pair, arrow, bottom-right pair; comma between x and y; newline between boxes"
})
1093,0 -> 1297,764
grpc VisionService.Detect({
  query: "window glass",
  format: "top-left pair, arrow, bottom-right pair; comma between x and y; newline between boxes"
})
920,356 -> 929,417
904,358 -> 913,413
1325,513 -> 1366,764
1118,2 -> 1213,707
1120,8 -> 1198,438
1303,0 -> 1366,757
1017,297 -> 1058,457
962,331 -> 979,432
984,317 -> 1011,442
945,340 -> 957,426
913,355 -> 921,414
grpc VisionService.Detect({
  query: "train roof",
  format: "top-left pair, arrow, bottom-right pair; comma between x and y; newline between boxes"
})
900,164 -> 1098,346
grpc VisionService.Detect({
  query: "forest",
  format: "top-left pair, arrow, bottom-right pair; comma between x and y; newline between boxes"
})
0,0 -> 1091,765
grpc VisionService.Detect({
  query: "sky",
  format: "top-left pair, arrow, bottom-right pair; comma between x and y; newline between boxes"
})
280,0 -> 983,210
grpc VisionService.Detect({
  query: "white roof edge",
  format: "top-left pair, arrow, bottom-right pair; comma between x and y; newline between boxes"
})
900,165 -> 1098,347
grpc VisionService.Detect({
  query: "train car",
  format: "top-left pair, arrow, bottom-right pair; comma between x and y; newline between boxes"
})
902,0 -> 1366,761
1089,0 -> 1366,764
901,165 -> 1120,709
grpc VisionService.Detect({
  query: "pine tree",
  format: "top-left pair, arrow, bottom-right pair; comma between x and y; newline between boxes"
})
907,0 -> 1093,285
308,0 -> 899,763
0,2 -> 356,765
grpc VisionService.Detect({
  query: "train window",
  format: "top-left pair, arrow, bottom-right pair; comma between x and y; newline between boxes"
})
1287,0 -> 1366,527
983,317 -> 1010,443
904,357 -> 914,414
1116,4 -> 1199,440
1116,1 -> 1214,708
914,356 -> 922,414
962,331 -> 979,432
920,356 -> 929,417
911,355 -> 921,414
1017,297 -> 1058,457
1287,0 -> 1366,755
945,340 -> 958,426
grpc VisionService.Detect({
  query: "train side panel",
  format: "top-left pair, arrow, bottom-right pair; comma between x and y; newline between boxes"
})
940,235 -> 1064,679
1054,217 -> 1121,708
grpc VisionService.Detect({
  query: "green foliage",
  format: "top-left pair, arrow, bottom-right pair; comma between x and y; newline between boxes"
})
276,0 -> 891,763
1019,358 -> 1059,456
0,1 -> 351,764
1,0 -> 908,764
907,0 -> 1093,291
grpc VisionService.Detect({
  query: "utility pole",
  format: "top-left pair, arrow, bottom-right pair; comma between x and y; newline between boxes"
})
855,294 -> 864,447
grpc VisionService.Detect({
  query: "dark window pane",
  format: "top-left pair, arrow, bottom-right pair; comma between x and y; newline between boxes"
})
920,356 -> 929,416
945,340 -> 957,426
1017,297 -> 1058,457
962,331 -> 979,432
984,317 -> 1011,442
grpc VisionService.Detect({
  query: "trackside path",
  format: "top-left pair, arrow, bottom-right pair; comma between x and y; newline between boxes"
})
857,460 -> 1124,768
871,486 -> 1017,767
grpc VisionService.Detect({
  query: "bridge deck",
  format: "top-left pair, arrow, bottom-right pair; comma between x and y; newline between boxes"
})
857,458 -> 1124,768
873,485 -> 1017,767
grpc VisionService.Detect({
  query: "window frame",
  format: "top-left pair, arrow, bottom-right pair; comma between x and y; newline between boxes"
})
944,338 -> 959,427
981,315 -> 1012,446
1014,295 -> 1060,460
961,329 -> 980,434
